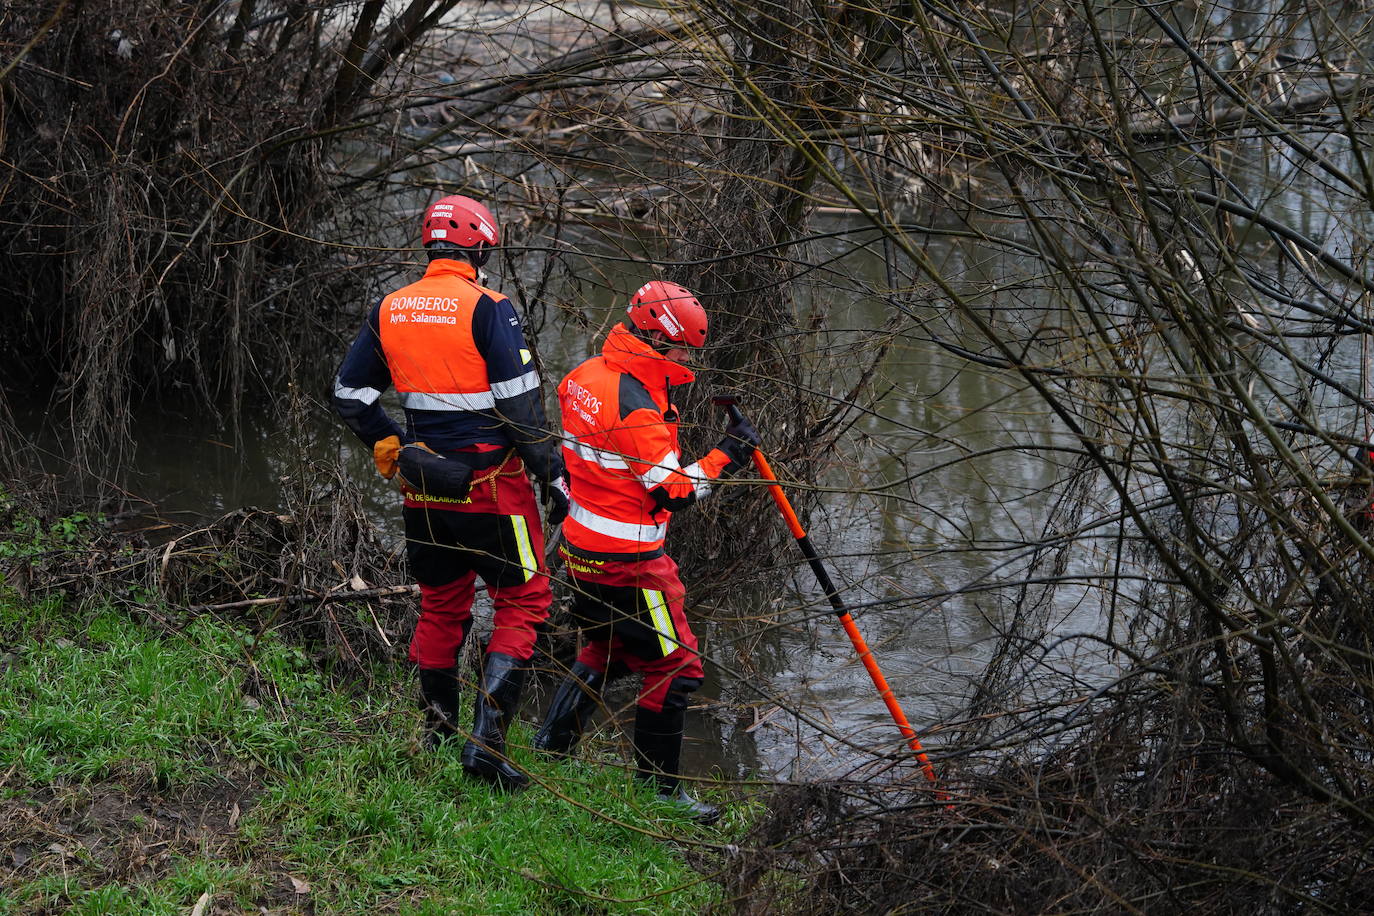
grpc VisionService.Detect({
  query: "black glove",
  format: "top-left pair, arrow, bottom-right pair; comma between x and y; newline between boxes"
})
716,413 -> 760,472
546,475 -> 570,526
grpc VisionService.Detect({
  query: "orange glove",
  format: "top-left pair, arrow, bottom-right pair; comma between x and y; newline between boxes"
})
373,435 -> 401,479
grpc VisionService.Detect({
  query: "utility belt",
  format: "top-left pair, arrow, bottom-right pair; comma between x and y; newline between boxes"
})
558,539 -> 665,567
399,444 -> 512,502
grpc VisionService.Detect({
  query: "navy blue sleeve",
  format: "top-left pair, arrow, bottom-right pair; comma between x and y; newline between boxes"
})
331,303 -> 404,447
472,294 -> 540,394
472,294 -> 561,481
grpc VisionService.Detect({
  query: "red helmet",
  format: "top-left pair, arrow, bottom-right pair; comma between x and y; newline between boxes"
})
421,194 -> 499,250
627,280 -> 708,348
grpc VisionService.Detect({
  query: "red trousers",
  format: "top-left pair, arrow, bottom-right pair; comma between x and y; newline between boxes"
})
562,549 -> 705,712
405,453 -> 551,667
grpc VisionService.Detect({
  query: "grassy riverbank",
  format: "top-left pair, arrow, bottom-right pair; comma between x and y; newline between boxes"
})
0,596 -> 732,914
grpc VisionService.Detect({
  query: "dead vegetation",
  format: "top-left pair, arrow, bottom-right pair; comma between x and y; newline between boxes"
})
1,782 -> 269,915
2,453 -> 410,673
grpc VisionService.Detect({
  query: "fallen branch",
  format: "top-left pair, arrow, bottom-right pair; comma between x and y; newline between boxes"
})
343,18 -> 695,187
1127,78 -> 1372,139
188,583 -> 418,614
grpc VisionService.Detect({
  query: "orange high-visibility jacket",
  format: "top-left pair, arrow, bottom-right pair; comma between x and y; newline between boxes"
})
559,323 -> 732,560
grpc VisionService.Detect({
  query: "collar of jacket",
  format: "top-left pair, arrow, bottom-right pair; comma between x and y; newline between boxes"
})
422,258 -> 480,282
602,322 -> 695,390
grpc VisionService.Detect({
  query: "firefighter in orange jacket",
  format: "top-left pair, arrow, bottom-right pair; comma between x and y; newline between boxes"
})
532,280 -> 758,823
332,194 -> 568,791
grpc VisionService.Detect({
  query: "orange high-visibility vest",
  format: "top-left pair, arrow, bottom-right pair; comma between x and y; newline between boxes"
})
378,260 -> 503,411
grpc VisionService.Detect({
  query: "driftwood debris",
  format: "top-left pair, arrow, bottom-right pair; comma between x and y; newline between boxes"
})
187,583 -> 418,614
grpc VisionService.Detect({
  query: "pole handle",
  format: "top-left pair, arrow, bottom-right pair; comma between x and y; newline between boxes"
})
751,451 -> 809,540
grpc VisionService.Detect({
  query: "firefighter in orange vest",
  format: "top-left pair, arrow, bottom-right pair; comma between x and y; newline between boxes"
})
532,280 -> 758,823
332,194 -> 568,791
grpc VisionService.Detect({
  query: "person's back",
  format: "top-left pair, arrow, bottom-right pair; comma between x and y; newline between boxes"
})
374,262 -> 528,447
332,193 -> 568,792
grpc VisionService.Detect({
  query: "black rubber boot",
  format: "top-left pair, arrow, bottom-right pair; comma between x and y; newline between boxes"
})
532,661 -> 605,755
461,651 -> 530,791
633,705 -> 721,825
418,666 -> 461,750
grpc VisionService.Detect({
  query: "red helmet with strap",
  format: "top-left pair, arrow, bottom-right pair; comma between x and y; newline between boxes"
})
421,195 -> 499,250
627,280 -> 708,348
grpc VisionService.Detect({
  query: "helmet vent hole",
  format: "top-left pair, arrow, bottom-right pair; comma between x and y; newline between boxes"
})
649,308 -> 657,317
448,219 -> 458,228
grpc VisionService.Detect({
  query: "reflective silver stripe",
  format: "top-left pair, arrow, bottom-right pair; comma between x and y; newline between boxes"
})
681,461 -> 714,500
566,437 -> 630,470
334,380 -> 382,405
399,390 -> 496,411
490,370 -> 540,400
642,588 -> 676,656
640,449 -> 681,488
568,501 -> 666,543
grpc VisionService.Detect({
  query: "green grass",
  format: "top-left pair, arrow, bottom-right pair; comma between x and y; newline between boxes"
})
0,596 -> 732,914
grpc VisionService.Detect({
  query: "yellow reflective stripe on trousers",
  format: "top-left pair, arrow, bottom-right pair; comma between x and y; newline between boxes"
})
510,515 -> 537,582
642,589 -> 675,657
